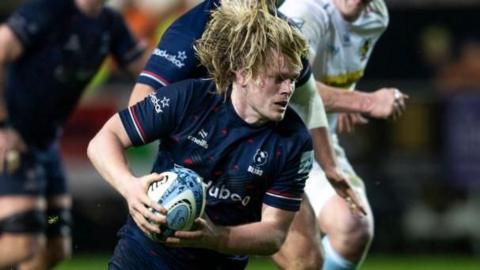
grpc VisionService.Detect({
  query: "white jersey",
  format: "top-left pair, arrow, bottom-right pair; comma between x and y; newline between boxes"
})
280,0 -> 389,215
280,0 -> 389,131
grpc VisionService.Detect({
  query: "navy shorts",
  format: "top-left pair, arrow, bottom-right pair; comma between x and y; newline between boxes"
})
0,142 -> 68,196
109,221 -> 249,270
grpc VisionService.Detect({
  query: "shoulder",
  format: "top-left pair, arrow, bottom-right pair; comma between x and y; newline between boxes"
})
279,0 -> 330,30
354,0 -> 389,31
368,0 -> 389,27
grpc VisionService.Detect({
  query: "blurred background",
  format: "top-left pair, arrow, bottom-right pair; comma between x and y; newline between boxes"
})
1,0 -> 480,269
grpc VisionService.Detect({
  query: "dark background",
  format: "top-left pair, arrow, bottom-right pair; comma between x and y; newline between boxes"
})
2,0 -> 480,259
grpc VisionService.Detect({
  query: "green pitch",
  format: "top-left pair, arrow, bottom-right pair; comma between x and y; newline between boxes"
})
56,254 -> 479,270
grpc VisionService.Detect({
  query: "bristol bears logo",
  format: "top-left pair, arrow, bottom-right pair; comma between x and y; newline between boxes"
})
253,149 -> 268,166
248,149 -> 268,176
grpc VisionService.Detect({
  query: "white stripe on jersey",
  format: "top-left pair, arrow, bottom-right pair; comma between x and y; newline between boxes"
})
140,71 -> 168,87
128,107 -> 146,144
266,192 -> 303,202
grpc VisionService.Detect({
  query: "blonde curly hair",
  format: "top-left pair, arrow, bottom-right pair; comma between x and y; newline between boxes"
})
195,0 -> 308,94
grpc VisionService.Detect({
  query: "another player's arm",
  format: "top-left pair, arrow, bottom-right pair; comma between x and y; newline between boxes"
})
0,24 -> 26,173
128,83 -> 155,106
0,25 -> 23,120
87,114 -> 166,233
168,204 -> 295,255
317,81 -> 407,118
291,75 -> 366,215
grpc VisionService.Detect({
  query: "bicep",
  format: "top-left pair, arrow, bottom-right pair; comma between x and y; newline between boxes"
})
261,204 -> 295,233
102,114 -> 133,148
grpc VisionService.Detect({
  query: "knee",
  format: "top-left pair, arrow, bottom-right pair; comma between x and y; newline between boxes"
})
273,245 -> 322,270
0,234 -> 45,264
336,213 -> 374,252
297,248 -> 322,270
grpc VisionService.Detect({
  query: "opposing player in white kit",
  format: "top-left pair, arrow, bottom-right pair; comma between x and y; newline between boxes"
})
274,0 -> 408,269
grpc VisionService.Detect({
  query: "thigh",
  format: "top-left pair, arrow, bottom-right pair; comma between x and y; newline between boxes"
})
0,147 -> 47,232
0,150 -> 47,197
318,188 -> 373,237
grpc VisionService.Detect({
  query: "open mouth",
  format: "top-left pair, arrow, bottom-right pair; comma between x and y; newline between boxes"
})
274,101 -> 288,109
275,101 -> 288,108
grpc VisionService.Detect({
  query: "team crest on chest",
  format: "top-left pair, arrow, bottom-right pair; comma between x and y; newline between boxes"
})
248,149 -> 268,176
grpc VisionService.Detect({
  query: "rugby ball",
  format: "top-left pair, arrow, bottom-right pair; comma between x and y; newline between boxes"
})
147,165 -> 206,241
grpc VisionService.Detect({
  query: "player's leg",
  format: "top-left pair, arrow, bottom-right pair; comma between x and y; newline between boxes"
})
318,188 -> 373,270
271,188 -> 323,269
0,196 -> 47,268
18,145 -> 72,270
309,144 -> 374,270
17,195 -> 72,270
0,149 -> 48,268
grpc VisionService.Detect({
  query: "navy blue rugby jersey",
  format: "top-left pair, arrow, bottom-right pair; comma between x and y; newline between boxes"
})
137,0 -> 311,90
119,79 -> 313,225
5,0 -> 143,147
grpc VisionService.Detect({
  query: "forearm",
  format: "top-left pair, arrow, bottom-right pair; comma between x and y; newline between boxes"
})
87,116 -> 134,197
0,24 -> 24,120
309,127 -> 337,175
317,81 -> 373,114
215,220 -> 287,255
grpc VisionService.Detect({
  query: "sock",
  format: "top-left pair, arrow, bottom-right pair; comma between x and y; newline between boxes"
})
322,236 -> 356,270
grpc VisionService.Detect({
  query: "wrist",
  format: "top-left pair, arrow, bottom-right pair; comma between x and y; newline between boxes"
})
213,225 -> 230,252
358,92 -> 375,115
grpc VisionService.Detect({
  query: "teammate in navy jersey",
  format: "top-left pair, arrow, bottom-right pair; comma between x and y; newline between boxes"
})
0,0 -> 145,268
88,1 -> 314,269
128,1 -> 366,268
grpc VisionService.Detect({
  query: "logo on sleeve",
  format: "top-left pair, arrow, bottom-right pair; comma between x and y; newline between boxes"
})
149,93 -> 170,113
152,48 -> 188,68
248,149 -> 268,176
297,151 -> 313,182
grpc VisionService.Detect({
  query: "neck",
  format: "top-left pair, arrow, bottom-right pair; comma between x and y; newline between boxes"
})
231,83 -> 267,126
75,0 -> 103,17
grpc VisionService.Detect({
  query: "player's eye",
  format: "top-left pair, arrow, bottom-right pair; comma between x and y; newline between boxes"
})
275,75 -> 298,84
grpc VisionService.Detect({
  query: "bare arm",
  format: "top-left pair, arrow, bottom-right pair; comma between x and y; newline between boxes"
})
291,75 -> 365,214
0,24 -> 26,173
310,127 -> 365,215
127,83 -> 155,106
317,80 -> 407,118
0,24 -> 23,120
167,204 -> 295,255
87,114 -> 166,233
87,114 -> 134,196
124,51 -> 156,106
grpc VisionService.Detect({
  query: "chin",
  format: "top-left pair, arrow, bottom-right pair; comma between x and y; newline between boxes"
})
271,113 -> 285,122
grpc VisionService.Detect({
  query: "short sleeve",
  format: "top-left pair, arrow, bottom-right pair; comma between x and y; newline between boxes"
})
279,0 -> 330,61
6,0 -> 71,48
119,80 -> 195,146
109,10 -> 144,67
136,29 -> 201,89
263,138 -> 313,211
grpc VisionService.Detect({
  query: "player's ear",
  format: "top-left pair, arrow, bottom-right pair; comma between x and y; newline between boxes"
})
234,70 -> 248,87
